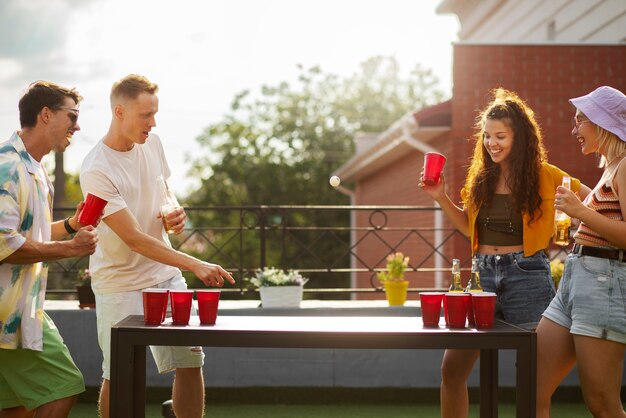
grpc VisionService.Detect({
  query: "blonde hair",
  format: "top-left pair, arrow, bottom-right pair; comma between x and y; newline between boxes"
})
578,111 -> 626,168
110,74 -> 158,103
597,127 -> 626,168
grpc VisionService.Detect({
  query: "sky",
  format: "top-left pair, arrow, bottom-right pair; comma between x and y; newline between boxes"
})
0,0 -> 459,196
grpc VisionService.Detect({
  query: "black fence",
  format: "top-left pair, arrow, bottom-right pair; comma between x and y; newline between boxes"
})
48,205 -> 569,300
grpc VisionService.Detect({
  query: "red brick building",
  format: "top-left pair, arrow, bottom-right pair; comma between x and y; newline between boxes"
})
336,44 -> 626,299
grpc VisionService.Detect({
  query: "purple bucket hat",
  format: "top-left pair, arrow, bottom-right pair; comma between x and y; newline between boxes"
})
569,86 -> 626,142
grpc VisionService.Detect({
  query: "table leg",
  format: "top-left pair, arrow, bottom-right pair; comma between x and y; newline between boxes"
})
516,333 -> 537,418
111,329 -> 147,417
480,349 -> 498,418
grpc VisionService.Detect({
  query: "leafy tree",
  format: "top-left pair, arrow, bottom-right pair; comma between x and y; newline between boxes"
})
188,56 -> 444,207
184,56 -> 446,296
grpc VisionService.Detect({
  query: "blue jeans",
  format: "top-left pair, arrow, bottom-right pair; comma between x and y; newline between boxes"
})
543,253 -> 626,344
476,251 -> 555,329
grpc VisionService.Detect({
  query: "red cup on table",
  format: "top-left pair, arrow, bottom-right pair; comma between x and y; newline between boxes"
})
419,292 -> 444,327
471,292 -> 497,329
467,294 -> 476,327
78,193 -> 108,226
445,293 -> 471,328
142,289 -> 169,325
170,290 -> 194,325
422,152 -> 447,186
196,289 -> 221,325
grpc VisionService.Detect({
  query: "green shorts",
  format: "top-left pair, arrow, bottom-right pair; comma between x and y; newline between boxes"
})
0,312 -> 85,410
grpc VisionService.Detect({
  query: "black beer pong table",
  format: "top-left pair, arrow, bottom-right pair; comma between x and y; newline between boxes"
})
110,315 -> 536,417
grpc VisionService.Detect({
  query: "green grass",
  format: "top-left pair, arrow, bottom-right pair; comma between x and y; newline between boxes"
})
69,402 -> 595,418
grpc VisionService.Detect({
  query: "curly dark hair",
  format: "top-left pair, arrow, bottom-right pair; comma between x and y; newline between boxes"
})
462,88 -> 547,224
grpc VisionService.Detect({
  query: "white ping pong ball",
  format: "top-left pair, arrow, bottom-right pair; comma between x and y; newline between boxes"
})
329,176 -> 341,187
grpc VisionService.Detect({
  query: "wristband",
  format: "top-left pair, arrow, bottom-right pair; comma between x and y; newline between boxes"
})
64,217 -> 77,234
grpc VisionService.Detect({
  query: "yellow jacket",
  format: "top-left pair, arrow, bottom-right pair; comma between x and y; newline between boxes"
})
463,162 -> 580,257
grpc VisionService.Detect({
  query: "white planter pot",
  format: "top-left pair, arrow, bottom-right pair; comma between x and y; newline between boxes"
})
259,285 -> 303,308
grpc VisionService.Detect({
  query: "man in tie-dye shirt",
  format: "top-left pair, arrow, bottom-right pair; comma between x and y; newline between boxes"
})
0,82 -> 99,417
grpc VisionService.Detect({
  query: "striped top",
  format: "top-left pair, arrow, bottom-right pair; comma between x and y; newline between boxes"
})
573,180 -> 623,249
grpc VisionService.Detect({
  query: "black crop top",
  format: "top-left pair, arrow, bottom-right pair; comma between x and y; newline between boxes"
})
476,194 -> 523,246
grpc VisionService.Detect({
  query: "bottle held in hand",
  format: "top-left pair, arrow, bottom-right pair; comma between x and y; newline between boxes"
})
158,175 -> 180,234
553,176 -> 571,247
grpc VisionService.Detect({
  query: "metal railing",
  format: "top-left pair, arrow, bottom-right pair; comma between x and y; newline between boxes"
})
48,205 -> 569,299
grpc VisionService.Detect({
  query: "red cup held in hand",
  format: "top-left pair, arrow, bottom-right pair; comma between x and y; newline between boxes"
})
78,193 -> 108,226
170,290 -> 194,326
422,152 -> 447,186
471,292 -> 497,329
142,289 -> 169,325
445,293 -> 471,328
419,292 -> 444,327
196,289 -> 221,325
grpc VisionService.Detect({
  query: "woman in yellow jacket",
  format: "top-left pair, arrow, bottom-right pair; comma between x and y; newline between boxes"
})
419,87 -> 590,418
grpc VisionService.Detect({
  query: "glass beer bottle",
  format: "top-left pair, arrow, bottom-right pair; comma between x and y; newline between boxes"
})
465,257 -> 483,292
553,176 -> 571,246
158,175 -> 180,234
449,258 -> 464,292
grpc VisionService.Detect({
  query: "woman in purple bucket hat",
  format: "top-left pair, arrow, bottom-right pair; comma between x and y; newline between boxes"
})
537,86 -> 626,417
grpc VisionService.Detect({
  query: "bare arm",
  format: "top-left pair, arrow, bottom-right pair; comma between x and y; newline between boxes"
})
103,208 -> 235,287
558,166 -> 626,248
418,172 -> 470,236
50,201 -> 104,241
3,226 -> 98,264
577,183 -> 592,201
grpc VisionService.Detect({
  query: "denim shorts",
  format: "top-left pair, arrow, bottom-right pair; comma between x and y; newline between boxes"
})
476,251 -> 555,329
95,273 -> 204,380
543,253 -> 626,344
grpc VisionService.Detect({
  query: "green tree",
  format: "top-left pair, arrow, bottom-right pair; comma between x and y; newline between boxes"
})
185,56 -> 446,296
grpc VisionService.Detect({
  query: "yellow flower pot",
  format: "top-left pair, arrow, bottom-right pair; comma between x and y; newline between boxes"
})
383,280 -> 409,306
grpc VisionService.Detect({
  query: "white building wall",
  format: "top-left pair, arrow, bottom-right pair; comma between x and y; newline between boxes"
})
438,0 -> 626,43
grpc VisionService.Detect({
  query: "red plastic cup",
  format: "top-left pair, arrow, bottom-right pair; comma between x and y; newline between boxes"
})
445,293 -> 471,328
170,290 -> 194,325
78,193 -> 108,226
419,292 -> 444,327
196,289 -> 221,325
422,152 -> 447,186
467,294 -> 475,326
142,289 -> 169,325
160,289 -> 170,323
442,292 -> 463,326
472,292 -> 497,329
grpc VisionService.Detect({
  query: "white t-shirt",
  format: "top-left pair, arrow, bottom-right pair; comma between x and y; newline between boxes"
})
80,134 -> 180,294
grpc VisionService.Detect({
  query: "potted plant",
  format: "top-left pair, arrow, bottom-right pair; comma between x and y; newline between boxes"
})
249,267 -> 308,308
377,252 -> 410,306
75,269 -> 96,309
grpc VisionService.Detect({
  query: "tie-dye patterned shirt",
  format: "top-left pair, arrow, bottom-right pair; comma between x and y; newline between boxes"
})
0,132 -> 53,351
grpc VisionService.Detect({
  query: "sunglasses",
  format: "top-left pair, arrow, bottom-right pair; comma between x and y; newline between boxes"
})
55,107 -> 80,124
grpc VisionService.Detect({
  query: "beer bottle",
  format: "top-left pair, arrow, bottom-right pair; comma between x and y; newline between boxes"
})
553,176 -> 572,246
449,258 -> 464,292
465,257 -> 483,292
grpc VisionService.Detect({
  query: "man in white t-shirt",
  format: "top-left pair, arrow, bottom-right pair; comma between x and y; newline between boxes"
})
80,74 -> 235,418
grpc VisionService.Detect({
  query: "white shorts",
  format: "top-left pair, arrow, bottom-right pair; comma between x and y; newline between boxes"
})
95,273 -> 204,380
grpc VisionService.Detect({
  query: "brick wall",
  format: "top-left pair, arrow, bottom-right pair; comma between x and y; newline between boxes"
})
452,44 -> 626,188
353,44 -> 626,298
